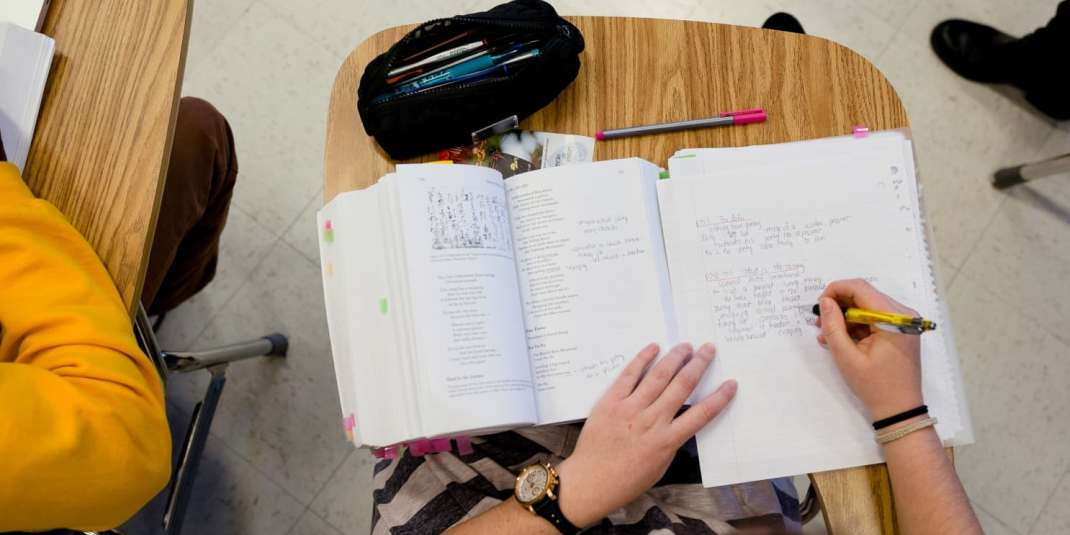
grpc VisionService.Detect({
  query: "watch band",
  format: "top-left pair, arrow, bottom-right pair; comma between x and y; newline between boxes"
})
533,497 -> 581,535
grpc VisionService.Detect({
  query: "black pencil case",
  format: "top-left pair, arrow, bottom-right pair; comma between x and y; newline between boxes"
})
356,0 -> 585,160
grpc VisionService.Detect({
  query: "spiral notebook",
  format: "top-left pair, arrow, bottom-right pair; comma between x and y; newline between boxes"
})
663,130 -> 972,487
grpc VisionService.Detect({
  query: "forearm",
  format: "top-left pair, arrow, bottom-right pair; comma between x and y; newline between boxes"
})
445,498 -> 559,535
884,426 -> 982,535
0,164 -> 171,530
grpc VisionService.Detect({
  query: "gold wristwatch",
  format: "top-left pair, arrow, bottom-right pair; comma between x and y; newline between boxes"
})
514,462 -> 581,534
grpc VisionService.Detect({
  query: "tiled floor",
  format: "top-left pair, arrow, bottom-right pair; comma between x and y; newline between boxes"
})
126,0 -> 1070,533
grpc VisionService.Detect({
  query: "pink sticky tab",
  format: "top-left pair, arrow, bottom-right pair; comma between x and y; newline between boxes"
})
372,448 -> 386,459
408,440 -> 431,456
344,415 -> 355,431
430,438 -> 451,453
455,436 -> 474,455
852,125 -> 870,138
324,219 -> 333,231
384,446 -> 398,460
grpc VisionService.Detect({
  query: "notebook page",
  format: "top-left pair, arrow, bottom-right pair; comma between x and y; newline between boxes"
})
657,136 -> 963,486
505,159 -> 677,424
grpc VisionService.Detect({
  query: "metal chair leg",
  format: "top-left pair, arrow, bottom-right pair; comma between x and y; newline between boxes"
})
133,304 -> 288,535
163,365 -> 227,535
800,481 -> 821,524
163,334 -> 288,374
993,152 -> 1070,189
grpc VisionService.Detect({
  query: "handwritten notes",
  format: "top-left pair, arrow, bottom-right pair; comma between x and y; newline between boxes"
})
657,134 -> 969,488
704,264 -> 823,343
568,215 -> 648,271
697,214 -> 852,257
580,354 -> 628,379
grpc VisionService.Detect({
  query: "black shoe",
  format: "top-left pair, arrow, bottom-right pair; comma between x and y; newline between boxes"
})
930,19 -> 1019,84
931,19 -> 1070,120
762,12 -> 805,35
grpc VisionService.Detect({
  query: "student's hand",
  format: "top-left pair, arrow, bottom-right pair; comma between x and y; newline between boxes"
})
816,279 -> 923,421
555,342 -> 736,528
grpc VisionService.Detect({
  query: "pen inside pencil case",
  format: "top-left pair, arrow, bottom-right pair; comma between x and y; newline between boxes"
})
386,34 -> 542,85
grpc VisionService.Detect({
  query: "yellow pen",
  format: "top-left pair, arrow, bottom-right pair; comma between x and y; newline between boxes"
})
810,304 -> 937,335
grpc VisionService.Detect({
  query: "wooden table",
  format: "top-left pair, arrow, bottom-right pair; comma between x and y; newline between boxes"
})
324,17 -> 945,534
23,0 -> 193,316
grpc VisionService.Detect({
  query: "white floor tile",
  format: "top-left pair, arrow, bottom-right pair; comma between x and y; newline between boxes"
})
310,449 -> 379,534
156,206 -> 279,348
261,0 -> 501,60
853,0 -> 920,32
975,502 -> 1022,535
282,190 -> 323,264
178,438 -> 306,535
184,0 -> 258,76
947,276 -> 1070,533
957,175 -> 1070,345
288,509 -> 345,535
688,0 -> 774,28
165,241 -> 352,504
183,3 -> 343,237
1030,470 -> 1070,535
876,32 -> 1053,267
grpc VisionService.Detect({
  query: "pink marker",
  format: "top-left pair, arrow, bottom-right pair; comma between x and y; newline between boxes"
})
596,107 -> 767,141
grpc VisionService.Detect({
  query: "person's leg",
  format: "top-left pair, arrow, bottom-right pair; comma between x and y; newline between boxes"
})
141,97 -> 238,316
931,0 -> 1070,119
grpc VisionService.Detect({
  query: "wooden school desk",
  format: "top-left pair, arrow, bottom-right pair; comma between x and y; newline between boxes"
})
324,17 -> 949,534
22,0 -> 192,316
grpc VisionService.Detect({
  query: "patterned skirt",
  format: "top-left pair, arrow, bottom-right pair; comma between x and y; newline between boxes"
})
371,425 -> 801,534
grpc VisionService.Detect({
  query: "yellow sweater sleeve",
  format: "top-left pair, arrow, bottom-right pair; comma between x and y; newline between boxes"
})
0,163 -> 171,531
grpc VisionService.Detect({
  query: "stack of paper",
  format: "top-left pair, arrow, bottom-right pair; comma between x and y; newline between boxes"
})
0,19 -> 54,172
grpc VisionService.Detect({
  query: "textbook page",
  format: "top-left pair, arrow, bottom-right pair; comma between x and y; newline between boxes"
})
505,159 -> 678,424
657,136 -> 964,487
393,165 -> 537,437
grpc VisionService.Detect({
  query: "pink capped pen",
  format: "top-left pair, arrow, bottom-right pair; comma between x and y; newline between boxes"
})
595,107 -> 767,141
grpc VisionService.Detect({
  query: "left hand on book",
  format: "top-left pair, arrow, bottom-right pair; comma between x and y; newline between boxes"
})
555,342 -> 737,528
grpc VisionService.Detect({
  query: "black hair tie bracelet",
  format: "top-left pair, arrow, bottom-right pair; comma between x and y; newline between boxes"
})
872,405 -> 928,431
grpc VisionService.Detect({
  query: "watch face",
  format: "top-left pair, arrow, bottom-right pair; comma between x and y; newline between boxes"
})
515,464 -> 550,504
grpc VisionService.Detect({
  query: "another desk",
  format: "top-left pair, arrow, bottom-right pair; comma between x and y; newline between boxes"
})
23,0 -> 193,316
324,17 -> 941,534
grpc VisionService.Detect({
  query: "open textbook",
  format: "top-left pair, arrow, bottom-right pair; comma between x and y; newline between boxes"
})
317,130 -> 972,487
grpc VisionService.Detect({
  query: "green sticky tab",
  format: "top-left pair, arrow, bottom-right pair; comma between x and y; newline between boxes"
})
379,298 -> 388,315
659,170 -> 670,180
674,153 -> 697,159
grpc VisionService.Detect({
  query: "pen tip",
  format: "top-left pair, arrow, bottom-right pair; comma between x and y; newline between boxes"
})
812,304 -> 820,315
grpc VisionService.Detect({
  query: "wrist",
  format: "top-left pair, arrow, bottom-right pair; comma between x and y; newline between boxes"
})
554,458 -> 602,528
866,395 -> 924,422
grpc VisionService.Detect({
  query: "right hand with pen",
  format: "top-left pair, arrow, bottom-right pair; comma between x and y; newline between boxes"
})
816,279 -> 923,422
